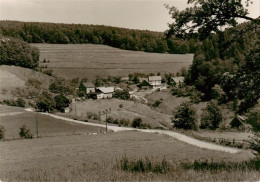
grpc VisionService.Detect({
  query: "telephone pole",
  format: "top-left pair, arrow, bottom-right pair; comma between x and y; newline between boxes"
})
36,113 -> 39,138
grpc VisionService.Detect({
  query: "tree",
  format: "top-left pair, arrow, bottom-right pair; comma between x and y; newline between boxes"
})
36,91 -> 56,112
165,0 -> 257,40
19,125 -> 33,139
113,90 -> 130,100
200,100 -> 223,130
132,117 -> 143,128
172,102 -> 197,130
54,94 -> 70,112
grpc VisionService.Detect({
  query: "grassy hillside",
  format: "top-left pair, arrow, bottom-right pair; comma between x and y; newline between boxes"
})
0,65 -> 53,100
0,131 -> 253,181
33,44 -> 193,79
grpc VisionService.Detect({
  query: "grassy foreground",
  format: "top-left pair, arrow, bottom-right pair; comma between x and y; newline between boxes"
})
0,131 -> 256,181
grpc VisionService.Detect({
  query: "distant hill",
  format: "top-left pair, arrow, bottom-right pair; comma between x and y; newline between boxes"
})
0,20 -> 198,54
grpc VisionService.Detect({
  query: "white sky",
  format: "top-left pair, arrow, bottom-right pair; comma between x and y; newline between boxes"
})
0,0 -> 259,32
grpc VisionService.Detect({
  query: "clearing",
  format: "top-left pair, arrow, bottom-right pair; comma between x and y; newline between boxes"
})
32,44 -> 193,79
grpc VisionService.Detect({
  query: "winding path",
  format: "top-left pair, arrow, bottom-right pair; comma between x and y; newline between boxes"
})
35,111 -> 240,154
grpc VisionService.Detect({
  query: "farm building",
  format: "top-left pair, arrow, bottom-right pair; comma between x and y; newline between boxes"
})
79,82 -> 95,94
89,87 -> 115,99
148,76 -> 162,88
171,77 -> 185,86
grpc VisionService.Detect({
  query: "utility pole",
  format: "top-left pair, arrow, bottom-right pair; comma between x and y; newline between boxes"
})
105,110 -> 108,132
36,113 -> 39,138
99,111 -> 101,123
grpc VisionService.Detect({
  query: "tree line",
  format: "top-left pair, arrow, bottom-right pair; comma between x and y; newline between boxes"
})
0,20 -> 198,54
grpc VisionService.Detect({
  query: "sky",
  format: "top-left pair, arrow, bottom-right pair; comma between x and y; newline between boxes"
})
0,0 -> 259,32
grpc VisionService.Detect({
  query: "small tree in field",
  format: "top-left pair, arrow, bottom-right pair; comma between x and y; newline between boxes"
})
19,125 -> 33,139
0,125 -> 5,140
172,102 -> 197,130
200,100 -> 223,130
132,117 -> 143,128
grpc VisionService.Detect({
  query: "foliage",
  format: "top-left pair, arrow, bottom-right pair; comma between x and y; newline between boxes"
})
49,79 -> 74,95
200,100 -> 223,130
0,21 -> 194,54
172,102 -> 197,130
26,78 -> 42,89
0,37 -> 39,69
0,125 -> 5,140
181,158 -> 260,172
54,94 -> 70,112
152,99 -> 163,107
166,0 -> 256,39
17,98 -> 26,107
246,112 -> 260,132
42,69 -> 53,76
2,98 -> 26,108
113,90 -> 130,100
19,125 -> 33,139
36,91 -> 56,112
119,119 -> 130,127
131,117 -> 143,128
117,156 -> 171,174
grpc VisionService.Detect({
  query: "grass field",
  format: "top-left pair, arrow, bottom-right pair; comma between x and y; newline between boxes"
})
0,105 -> 104,139
71,99 -> 173,128
32,44 -> 193,79
0,131 -> 255,181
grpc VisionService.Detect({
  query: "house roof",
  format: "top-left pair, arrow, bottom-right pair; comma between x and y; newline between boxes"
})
149,76 -> 162,81
82,82 -> 95,88
96,87 -> 114,94
139,78 -> 149,82
171,77 -> 184,83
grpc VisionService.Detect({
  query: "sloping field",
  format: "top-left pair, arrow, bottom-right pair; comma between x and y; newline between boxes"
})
0,105 -> 104,139
32,44 -> 193,79
72,99 -> 172,128
0,65 -> 53,100
0,131 -> 253,181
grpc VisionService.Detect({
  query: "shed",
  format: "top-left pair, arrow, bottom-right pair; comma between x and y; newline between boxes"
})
79,82 -> 95,94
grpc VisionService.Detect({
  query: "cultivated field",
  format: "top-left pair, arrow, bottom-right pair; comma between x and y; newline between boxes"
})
0,131 -> 254,181
0,105 -> 104,139
32,44 -> 193,79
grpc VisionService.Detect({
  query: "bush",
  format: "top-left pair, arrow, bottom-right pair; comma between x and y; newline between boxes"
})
26,78 -> 42,89
172,102 -> 197,130
200,100 -> 223,130
152,99 -> 163,107
43,69 -> 53,76
131,117 -> 143,128
117,156 -> 171,174
113,90 -> 130,100
19,125 -> 33,139
54,94 -> 70,112
0,125 -> 5,140
2,98 -> 25,108
119,119 -> 130,127
36,91 -> 56,112
17,98 -> 26,107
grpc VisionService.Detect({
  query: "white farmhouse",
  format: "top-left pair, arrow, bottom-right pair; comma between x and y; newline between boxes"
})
148,76 -> 162,88
94,87 -> 115,99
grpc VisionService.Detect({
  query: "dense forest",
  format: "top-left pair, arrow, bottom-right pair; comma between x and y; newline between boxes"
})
0,21 -> 199,54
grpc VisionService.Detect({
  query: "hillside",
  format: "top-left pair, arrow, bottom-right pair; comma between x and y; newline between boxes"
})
33,43 -> 193,79
0,65 -> 53,100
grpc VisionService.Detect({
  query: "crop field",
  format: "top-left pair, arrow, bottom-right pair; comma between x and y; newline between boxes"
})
0,131 -> 254,181
0,105 -> 104,139
32,44 -> 193,79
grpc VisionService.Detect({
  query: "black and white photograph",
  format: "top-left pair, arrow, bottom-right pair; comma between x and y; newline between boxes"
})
0,0 -> 259,181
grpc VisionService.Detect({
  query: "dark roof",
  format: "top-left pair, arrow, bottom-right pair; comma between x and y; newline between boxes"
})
82,82 -> 95,88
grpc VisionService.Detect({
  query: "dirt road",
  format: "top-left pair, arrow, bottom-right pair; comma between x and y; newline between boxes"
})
40,112 -> 240,154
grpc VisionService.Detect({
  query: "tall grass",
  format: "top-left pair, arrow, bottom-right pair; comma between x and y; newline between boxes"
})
116,155 -> 171,174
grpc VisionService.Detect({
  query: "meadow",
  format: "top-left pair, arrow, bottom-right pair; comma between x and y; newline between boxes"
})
32,44 -> 193,79
0,105 -> 104,139
0,131 -> 255,182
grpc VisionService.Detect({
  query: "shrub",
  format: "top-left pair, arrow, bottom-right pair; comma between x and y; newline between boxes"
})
19,125 -> 33,139
117,156 -> 171,174
113,90 -> 130,100
0,125 -> 5,140
36,91 -> 56,112
43,69 -> 53,76
152,99 -> 163,107
172,102 -> 197,130
131,117 -> 143,128
200,100 -> 223,130
27,78 -> 42,89
17,98 -> 26,107
119,119 -> 130,127
119,104 -> 123,109
54,94 -> 70,112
